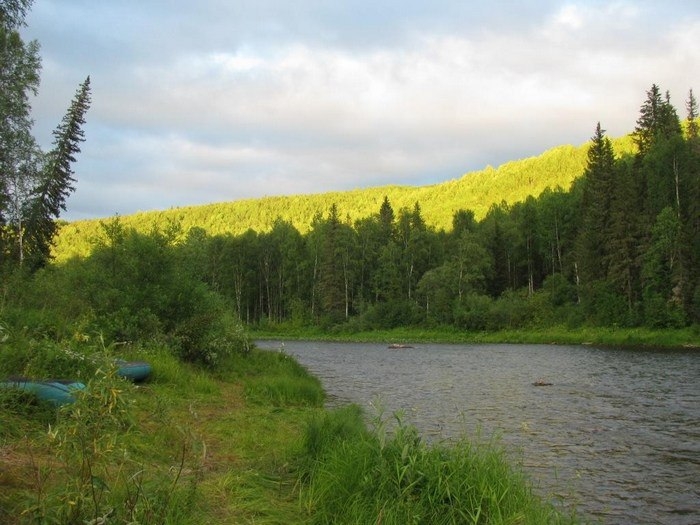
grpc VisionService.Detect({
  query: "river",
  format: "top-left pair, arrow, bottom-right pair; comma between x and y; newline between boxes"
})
256,340 -> 700,525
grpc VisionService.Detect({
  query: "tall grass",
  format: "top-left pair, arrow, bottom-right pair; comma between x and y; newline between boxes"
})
253,324 -> 700,348
2,366 -> 205,524
225,348 -> 326,407
297,407 -> 579,525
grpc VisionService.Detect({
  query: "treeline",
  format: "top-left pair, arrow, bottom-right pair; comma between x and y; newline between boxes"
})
51,137 -> 638,262
69,85 -> 699,333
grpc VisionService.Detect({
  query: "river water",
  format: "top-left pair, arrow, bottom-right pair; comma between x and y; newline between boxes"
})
256,340 -> 700,525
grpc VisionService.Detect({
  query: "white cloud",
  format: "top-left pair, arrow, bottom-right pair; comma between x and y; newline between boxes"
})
22,1 -> 700,220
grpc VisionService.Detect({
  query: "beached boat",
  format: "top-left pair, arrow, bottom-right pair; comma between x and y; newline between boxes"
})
115,360 -> 152,382
0,378 -> 86,405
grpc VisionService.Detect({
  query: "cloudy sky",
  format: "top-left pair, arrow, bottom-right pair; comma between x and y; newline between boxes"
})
22,0 -> 700,221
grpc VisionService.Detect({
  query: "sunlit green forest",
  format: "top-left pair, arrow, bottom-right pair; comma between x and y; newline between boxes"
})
29,86 -> 700,334
51,135 -> 638,262
1,0 -> 699,335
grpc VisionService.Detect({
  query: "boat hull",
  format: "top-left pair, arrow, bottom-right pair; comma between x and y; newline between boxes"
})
115,360 -> 152,382
0,378 -> 86,405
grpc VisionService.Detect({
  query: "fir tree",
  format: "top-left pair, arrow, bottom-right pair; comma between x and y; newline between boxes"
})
578,123 -> 616,282
317,204 -> 346,321
686,89 -> 699,139
378,195 -> 395,242
24,76 -> 91,267
634,84 -> 681,155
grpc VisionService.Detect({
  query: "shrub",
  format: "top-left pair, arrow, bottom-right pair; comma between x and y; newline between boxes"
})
358,300 -> 423,330
453,293 -> 493,330
16,369 -> 203,524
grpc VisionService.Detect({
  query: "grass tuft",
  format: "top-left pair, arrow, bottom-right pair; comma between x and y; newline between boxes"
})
297,408 -> 579,524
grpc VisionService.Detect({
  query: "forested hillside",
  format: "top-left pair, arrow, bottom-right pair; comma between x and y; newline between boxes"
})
1,7 -> 697,337
41,86 -> 700,333
52,135 -> 637,261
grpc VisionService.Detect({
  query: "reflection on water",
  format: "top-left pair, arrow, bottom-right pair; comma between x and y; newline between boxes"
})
256,341 -> 700,525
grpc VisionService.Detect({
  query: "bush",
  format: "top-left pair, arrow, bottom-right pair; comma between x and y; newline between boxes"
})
488,290 -> 535,330
0,330 -> 107,383
357,300 -> 424,330
8,368 -> 204,524
453,293 -> 493,330
641,290 -> 686,328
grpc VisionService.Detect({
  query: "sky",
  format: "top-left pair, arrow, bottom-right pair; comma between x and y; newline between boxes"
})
21,0 -> 700,221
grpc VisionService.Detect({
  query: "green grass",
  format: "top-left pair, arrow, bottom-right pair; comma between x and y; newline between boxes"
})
251,324 -> 700,348
297,407 -> 578,525
1,340 -> 583,524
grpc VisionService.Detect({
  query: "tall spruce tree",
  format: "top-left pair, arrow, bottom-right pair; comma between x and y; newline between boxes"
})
378,195 -> 395,243
607,158 -> 649,323
634,84 -> 681,155
683,89 -> 700,321
578,123 -> 616,283
0,2 -> 91,268
686,89 -> 699,139
24,76 -> 91,267
317,204 -> 349,321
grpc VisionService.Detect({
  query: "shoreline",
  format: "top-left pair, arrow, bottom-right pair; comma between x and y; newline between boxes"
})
250,325 -> 700,350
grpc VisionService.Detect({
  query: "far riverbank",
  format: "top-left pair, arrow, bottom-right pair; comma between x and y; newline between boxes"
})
250,324 -> 700,349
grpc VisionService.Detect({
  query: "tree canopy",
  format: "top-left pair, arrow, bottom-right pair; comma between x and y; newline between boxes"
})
0,1 -> 91,269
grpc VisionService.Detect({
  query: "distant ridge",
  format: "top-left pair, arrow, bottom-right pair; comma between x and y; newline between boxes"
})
52,134 -> 637,261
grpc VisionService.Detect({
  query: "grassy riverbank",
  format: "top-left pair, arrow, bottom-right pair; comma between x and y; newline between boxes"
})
251,324 -> 700,348
1,340 -> 583,524
0,344 -> 320,524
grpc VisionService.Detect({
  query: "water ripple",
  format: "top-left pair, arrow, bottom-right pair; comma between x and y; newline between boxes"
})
258,341 -> 700,525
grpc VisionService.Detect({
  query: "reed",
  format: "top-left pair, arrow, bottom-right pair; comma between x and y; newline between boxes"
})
297,407 -> 580,524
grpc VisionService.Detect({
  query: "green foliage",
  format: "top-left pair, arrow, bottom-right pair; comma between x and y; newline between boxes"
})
0,5 -> 90,270
453,293 -> 495,331
356,299 -> 424,330
4,360 -> 207,524
228,348 -> 326,407
298,408 -> 576,524
1,221 -> 253,368
51,137 -> 638,262
0,320 -> 117,383
9,84 -> 700,341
